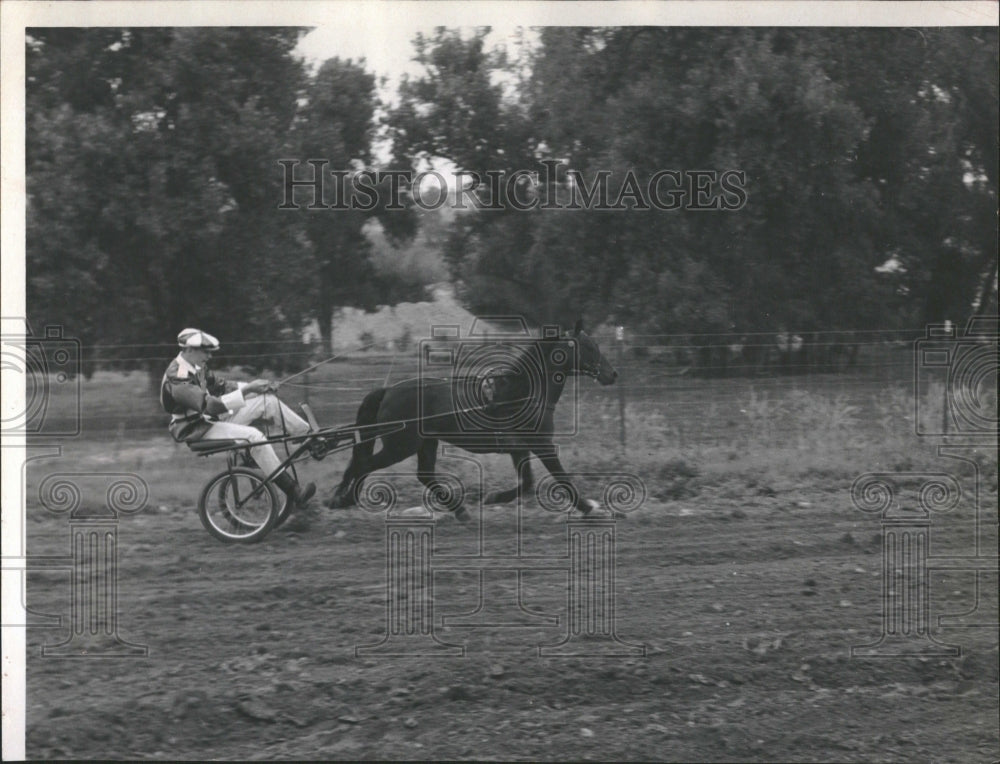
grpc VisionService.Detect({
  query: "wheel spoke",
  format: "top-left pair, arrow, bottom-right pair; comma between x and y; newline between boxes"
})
198,468 -> 278,543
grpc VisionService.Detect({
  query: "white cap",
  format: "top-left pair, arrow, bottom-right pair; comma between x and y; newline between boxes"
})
177,328 -> 220,350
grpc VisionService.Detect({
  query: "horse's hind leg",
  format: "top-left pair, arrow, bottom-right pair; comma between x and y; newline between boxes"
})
483,449 -> 533,506
416,438 -> 439,495
331,457 -> 362,507
345,438 -> 417,508
416,439 -> 470,521
330,428 -> 416,508
330,450 -> 378,508
330,387 -> 388,508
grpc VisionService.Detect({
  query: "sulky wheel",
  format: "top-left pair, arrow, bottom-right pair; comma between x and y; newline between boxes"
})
198,467 -> 280,543
230,450 -> 292,531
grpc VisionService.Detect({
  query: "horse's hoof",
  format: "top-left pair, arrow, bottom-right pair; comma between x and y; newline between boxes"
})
454,506 -> 472,523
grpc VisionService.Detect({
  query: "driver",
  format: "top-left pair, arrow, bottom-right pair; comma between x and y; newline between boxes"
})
160,328 -> 316,509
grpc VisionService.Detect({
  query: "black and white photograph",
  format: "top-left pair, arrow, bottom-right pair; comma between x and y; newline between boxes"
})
2,1 -> 997,760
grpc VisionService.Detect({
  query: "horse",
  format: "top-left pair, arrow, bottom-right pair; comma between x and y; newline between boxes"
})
328,320 -> 618,519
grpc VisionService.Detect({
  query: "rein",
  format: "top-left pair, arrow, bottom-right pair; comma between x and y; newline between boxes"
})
276,341 -> 385,387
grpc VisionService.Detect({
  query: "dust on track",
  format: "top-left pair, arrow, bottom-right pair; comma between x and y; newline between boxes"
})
25,480 -> 999,761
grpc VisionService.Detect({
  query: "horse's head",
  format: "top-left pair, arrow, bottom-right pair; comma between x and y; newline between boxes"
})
570,319 -> 618,385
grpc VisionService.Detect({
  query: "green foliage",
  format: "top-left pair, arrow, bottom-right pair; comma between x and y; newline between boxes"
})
26,28 -> 313,371
293,57 -> 424,352
26,29 -> 425,371
25,26 -> 998,376
389,28 -> 534,172
389,27 -> 998,335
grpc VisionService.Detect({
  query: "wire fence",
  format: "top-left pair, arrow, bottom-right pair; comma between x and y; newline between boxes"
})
21,326 -> 965,450
66,327 -> 926,364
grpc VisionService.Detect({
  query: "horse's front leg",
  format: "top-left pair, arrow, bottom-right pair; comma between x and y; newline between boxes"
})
483,449 -> 533,506
531,445 -> 598,515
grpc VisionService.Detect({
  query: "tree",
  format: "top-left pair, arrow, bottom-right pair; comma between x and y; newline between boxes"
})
28,31 -> 432,373
26,28 -> 315,375
820,28 -> 998,325
292,57 -> 422,353
386,26 -> 998,348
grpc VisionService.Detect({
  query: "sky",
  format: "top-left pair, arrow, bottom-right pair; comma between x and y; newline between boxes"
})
295,22 -> 535,105
295,22 -> 536,170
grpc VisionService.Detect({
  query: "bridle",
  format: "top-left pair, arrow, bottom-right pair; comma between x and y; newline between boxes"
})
572,337 -> 604,380
576,359 -> 602,380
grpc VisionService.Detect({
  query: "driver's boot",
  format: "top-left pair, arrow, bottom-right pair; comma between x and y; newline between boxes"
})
274,471 -> 316,509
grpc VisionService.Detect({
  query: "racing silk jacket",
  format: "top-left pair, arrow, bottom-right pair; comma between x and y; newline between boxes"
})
160,353 -> 246,441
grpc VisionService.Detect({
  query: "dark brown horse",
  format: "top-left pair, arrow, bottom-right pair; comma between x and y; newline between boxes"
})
328,320 -> 618,519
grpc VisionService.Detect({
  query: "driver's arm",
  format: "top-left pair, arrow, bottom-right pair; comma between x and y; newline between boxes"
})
241,379 -> 275,395
204,369 -> 252,412
163,372 -> 235,416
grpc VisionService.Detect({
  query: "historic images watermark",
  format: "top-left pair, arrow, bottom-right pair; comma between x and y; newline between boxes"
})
277,159 -> 748,212
2,466 -> 148,658
417,317 -> 584,440
1,318 -> 145,656
0,318 -> 81,437
352,465 -> 647,658
914,316 -> 998,438
850,317 -> 998,659
350,318 -> 645,656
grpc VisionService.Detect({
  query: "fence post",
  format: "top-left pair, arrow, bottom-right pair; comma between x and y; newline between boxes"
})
115,421 -> 126,459
616,326 -> 626,451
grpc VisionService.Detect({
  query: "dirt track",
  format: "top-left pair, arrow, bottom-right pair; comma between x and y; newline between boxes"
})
25,471 -> 999,761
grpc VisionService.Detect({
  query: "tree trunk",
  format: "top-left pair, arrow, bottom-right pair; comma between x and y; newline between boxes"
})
972,252 -> 998,316
317,299 -> 334,356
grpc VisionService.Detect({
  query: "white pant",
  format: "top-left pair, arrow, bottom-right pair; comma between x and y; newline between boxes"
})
201,394 -> 311,476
